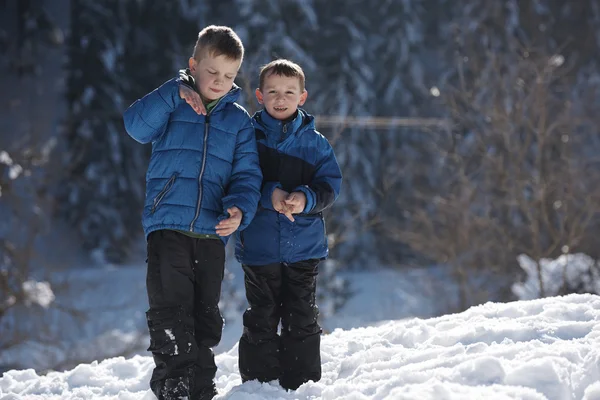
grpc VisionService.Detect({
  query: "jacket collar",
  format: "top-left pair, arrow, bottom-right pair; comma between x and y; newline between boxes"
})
254,108 -> 315,142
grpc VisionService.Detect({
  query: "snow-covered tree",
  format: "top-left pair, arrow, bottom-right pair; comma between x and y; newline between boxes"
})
0,0 -> 64,366
513,253 -> 600,300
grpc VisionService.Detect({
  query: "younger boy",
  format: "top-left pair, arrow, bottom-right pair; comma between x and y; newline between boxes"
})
235,59 -> 342,390
123,26 -> 261,400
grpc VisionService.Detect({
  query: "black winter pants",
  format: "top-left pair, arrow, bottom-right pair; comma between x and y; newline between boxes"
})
146,230 -> 225,400
238,260 -> 322,390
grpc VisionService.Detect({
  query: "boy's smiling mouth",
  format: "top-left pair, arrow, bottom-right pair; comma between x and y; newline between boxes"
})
274,106 -> 287,112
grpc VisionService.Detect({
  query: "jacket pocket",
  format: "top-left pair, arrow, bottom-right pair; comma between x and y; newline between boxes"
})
151,173 -> 178,214
291,215 -> 328,259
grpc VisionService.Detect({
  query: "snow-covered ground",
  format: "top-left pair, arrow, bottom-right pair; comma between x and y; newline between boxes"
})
2,293 -> 599,399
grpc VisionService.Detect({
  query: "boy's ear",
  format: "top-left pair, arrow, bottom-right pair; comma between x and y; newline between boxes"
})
255,88 -> 264,104
188,57 -> 197,73
299,89 -> 308,106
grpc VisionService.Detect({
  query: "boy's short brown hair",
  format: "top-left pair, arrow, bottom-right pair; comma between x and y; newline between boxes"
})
259,59 -> 305,91
192,25 -> 244,62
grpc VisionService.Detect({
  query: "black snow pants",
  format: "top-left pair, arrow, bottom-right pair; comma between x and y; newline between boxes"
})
145,230 -> 225,400
238,259 -> 322,390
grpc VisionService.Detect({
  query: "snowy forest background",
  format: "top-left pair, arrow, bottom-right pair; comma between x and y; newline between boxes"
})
3,0 -> 600,374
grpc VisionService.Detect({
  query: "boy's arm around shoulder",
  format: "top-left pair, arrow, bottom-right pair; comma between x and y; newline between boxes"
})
295,133 -> 342,214
122,77 -> 184,144
222,113 -> 262,230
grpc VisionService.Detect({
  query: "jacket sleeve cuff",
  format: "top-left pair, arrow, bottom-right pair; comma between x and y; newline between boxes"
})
294,185 -> 316,213
261,182 -> 282,210
222,198 -> 250,229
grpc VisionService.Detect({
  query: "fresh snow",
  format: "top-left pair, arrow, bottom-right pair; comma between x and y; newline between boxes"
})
2,294 -> 599,399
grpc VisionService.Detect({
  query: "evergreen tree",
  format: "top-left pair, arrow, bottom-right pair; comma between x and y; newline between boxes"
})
0,0 -> 65,365
364,0 -> 450,265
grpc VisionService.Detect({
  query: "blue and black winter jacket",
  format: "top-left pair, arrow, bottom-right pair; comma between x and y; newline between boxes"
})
123,77 -> 262,242
235,109 -> 342,265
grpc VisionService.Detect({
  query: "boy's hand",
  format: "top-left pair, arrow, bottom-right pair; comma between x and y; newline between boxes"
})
284,192 -> 307,215
179,85 -> 206,115
216,207 -> 243,236
272,188 -> 295,222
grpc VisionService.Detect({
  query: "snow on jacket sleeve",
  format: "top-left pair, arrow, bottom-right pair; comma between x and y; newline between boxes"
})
221,116 -> 262,230
123,78 -> 183,144
295,136 -> 342,214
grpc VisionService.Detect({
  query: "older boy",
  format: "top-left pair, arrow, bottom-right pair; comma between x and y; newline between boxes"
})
235,59 -> 342,390
123,26 -> 261,400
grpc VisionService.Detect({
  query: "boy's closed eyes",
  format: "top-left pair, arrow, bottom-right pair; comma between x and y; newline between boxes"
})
188,53 -> 241,103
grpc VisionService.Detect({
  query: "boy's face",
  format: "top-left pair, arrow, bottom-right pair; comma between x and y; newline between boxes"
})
189,53 -> 241,102
256,72 -> 307,121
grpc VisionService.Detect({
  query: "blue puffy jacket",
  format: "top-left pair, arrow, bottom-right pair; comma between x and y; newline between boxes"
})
235,109 -> 342,265
123,77 -> 262,241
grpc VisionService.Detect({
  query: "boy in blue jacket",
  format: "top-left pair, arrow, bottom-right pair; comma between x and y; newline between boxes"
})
235,59 -> 342,390
123,25 -> 261,400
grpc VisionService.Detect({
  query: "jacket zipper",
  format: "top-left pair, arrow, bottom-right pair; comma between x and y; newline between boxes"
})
151,173 -> 177,214
280,123 -> 287,142
189,98 -> 223,231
